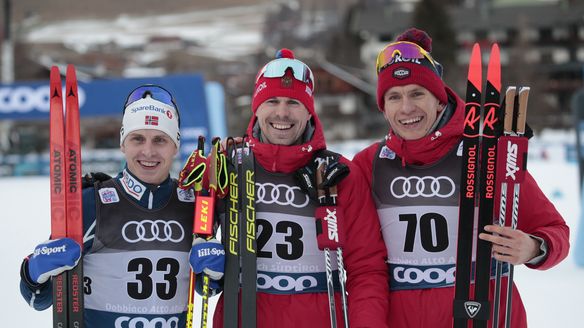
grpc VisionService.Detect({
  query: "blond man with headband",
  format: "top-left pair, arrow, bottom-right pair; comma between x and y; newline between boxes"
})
18,85 -> 217,327
353,27 -> 569,327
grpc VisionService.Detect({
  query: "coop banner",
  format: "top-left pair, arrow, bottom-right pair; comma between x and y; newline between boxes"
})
0,74 -> 212,158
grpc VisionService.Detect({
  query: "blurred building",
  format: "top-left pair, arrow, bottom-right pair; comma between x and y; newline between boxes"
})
347,0 -> 584,130
1,0 -> 583,176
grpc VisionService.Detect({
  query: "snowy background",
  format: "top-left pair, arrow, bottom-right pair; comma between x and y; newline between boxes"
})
1,134 -> 583,327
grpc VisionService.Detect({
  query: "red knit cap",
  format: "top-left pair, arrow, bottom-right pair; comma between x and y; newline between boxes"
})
376,28 -> 447,111
252,48 -> 315,115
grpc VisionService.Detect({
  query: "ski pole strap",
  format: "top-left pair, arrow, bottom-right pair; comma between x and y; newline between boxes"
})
179,136 -> 206,191
315,205 -> 345,250
315,166 -> 345,250
215,147 -> 229,199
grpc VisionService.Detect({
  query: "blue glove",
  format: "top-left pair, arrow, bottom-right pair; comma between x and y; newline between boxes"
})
28,238 -> 81,284
190,237 -> 225,291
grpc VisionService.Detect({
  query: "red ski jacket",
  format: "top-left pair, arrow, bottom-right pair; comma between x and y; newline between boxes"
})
353,87 -> 569,328
213,110 -> 390,327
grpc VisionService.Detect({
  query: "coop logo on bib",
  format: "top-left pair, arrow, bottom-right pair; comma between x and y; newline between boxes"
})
391,264 -> 456,290
257,273 -> 317,292
114,315 -> 179,328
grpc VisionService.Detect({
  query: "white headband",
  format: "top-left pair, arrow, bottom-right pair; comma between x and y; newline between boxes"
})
120,97 -> 180,147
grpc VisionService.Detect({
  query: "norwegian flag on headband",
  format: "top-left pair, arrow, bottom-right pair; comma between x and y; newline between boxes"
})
145,115 -> 159,126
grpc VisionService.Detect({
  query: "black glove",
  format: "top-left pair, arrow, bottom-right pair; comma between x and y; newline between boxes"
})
82,172 -> 112,188
295,150 -> 350,200
295,164 -> 318,200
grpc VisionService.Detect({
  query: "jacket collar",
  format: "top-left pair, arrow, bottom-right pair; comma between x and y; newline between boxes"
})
117,167 -> 172,202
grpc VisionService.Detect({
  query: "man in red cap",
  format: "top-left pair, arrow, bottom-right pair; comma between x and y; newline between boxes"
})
211,49 -> 390,327
353,28 -> 569,327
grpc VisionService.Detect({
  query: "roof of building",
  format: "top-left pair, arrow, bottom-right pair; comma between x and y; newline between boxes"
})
351,3 -> 584,38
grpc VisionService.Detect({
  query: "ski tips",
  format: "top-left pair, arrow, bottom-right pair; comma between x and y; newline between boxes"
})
50,66 -> 61,80
66,64 -> 77,79
66,65 -> 78,98
487,43 -> 501,91
468,43 -> 482,91
50,66 -> 62,98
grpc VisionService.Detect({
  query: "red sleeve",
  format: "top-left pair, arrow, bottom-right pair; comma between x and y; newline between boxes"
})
514,171 -> 570,270
352,143 -> 379,189
338,156 -> 390,328
494,170 -> 570,270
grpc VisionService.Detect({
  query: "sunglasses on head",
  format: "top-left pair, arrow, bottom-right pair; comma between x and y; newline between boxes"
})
124,84 -> 180,125
256,58 -> 315,88
376,41 -> 440,75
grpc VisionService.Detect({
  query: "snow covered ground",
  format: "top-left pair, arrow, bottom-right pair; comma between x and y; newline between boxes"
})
1,145 -> 583,327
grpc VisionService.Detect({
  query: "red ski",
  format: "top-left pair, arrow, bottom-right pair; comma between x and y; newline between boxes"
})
49,65 -> 84,328
49,66 -> 68,328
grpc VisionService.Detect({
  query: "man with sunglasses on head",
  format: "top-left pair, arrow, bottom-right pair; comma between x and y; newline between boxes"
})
18,85 -> 212,328
352,28 -> 569,327
204,49 -> 389,327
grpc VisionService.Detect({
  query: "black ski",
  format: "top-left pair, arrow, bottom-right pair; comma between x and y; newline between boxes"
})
240,140 -> 256,328
223,138 -> 241,328
453,43 -> 482,328
473,43 -> 502,328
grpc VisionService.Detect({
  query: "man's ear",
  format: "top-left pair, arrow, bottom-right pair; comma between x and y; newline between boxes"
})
437,103 -> 445,112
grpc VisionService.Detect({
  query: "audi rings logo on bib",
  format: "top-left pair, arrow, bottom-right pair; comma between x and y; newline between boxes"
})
390,176 -> 455,199
115,316 -> 179,328
256,183 -> 309,208
122,220 -> 185,243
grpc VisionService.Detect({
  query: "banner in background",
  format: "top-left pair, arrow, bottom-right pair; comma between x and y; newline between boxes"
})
0,74 -> 218,159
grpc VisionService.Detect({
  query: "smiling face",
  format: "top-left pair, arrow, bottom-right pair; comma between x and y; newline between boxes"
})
121,129 -> 178,184
382,84 -> 444,140
255,97 -> 312,145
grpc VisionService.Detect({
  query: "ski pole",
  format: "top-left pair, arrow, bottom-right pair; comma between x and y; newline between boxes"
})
199,137 -> 222,328
504,87 -> 529,328
178,136 -> 207,328
492,86 -> 516,328
316,163 -> 338,328
329,185 -> 349,328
